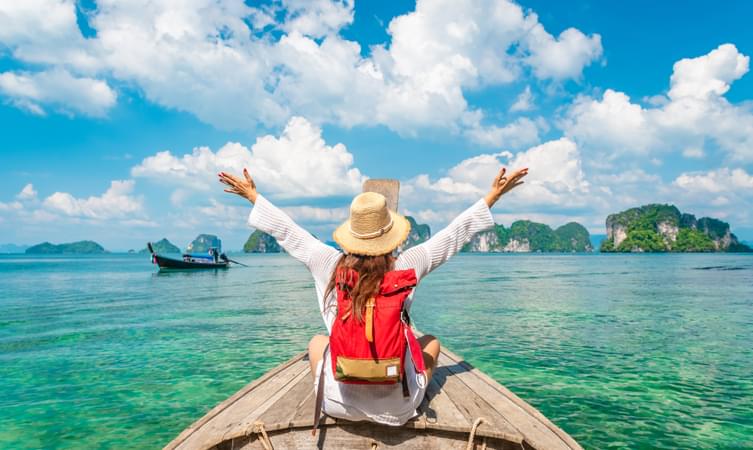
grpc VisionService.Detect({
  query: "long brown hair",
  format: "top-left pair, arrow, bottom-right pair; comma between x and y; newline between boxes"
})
324,253 -> 395,322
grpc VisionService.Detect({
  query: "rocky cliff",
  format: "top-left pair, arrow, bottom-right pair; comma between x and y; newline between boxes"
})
244,230 -> 282,253
186,234 -> 222,253
601,204 -> 752,252
243,216 -> 431,254
400,216 -> 431,250
462,220 -> 592,252
26,240 -> 106,254
141,238 -> 180,254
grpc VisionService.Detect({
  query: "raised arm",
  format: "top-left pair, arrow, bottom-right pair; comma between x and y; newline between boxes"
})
219,169 -> 340,277
396,166 -> 528,278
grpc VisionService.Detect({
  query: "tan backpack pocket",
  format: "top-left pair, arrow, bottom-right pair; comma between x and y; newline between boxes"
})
335,356 -> 401,382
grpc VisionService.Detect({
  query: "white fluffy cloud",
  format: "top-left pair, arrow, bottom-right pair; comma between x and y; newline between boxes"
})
0,69 -> 116,117
562,89 -> 655,155
674,168 -> 753,194
0,0 -> 76,44
525,24 -> 602,80
370,0 -> 600,136
562,44 -> 753,162
0,200 -> 22,213
0,184 -> 40,213
668,44 -> 749,100
42,180 -> 144,220
509,86 -> 534,112
667,168 -> 753,224
0,0 -> 93,67
281,0 -> 354,38
0,0 -> 601,139
504,138 -> 591,206
403,137 -> 592,228
283,205 -> 349,223
17,184 -> 38,201
0,180 -> 150,228
463,116 -> 541,149
132,116 -> 366,198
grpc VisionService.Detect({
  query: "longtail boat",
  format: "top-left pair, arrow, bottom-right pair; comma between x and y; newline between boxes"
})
165,345 -> 582,449
148,242 -> 230,270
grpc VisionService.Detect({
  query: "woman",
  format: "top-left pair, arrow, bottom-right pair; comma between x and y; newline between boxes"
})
219,166 -> 528,426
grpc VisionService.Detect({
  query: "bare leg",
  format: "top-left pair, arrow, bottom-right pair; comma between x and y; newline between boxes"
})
307,335 -> 329,380
418,334 -> 440,382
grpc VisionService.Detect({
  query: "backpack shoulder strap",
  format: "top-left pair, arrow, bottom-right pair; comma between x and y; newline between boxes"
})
379,268 -> 417,295
312,344 -> 329,436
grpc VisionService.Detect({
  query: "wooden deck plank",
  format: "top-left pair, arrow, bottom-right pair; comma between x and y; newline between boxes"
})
218,363 -> 312,443
432,360 -> 524,443
252,366 -> 314,431
173,358 -> 309,450
423,376 -> 471,430
290,389 -> 316,428
453,353 -> 582,450
439,351 -> 581,450
363,179 -> 400,211
165,352 -> 307,450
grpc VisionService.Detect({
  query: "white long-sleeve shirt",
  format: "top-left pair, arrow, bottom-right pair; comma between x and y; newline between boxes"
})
247,194 -> 495,425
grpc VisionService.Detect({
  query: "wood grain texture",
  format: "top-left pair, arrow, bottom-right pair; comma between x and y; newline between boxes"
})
222,424 -> 519,450
362,179 -> 400,212
167,353 -> 307,449
165,346 -> 582,450
439,350 -> 581,450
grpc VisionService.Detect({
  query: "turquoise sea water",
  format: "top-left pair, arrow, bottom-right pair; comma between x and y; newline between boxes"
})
1,253 -> 752,449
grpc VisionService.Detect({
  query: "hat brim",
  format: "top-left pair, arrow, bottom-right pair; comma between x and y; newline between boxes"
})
333,211 -> 411,256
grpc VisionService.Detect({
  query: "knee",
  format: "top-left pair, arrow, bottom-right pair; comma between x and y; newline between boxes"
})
308,334 -> 329,353
419,334 -> 440,348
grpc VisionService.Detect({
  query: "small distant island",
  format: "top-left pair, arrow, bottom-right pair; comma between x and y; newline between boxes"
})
140,238 -> 181,254
0,243 -> 29,253
601,204 -> 752,252
462,220 -> 592,253
25,240 -> 106,254
16,208 -> 750,256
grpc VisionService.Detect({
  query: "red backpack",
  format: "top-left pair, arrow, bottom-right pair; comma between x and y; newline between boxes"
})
313,267 -> 426,433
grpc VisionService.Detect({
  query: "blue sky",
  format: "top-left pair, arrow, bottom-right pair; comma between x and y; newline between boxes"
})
2,0 -> 753,251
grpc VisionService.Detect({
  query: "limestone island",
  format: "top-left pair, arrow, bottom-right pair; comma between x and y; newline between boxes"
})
25,240 -> 106,254
601,204 -> 752,252
140,238 -> 180,254
244,216 -> 590,254
462,220 -> 592,252
187,234 -> 222,253
399,216 -> 431,250
244,230 -> 283,253
243,216 -> 431,253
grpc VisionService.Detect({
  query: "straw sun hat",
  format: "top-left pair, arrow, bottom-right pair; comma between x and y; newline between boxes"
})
333,192 -> 411,256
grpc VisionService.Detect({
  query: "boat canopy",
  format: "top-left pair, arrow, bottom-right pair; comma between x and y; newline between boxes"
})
184,253 -> 215,260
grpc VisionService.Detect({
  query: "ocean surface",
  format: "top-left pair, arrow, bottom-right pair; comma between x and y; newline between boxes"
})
1,253 -> 752,449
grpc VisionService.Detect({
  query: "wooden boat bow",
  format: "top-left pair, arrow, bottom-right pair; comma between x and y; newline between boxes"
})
165,346 -> 582,450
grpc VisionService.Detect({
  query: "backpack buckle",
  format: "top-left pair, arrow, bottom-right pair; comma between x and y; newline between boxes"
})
401,308 -> 411,326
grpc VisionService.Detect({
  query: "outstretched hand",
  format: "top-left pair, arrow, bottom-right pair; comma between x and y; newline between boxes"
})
484,167 -> 528,208
218,168 -> 258,204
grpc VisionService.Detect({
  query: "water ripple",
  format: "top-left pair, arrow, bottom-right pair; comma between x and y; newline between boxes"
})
1,253 -> 752,449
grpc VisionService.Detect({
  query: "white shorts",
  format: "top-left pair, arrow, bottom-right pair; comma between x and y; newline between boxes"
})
313,348 -> 428,426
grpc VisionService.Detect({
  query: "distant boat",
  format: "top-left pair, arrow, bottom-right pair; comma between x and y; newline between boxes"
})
147,242 -> 230,270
